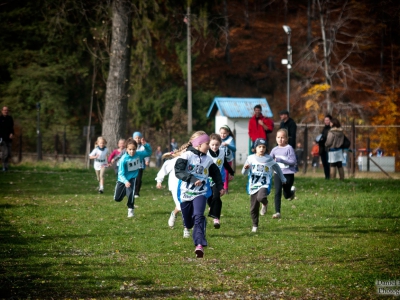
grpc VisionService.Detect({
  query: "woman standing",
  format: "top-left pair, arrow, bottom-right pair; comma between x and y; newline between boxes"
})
325,118 -> 345,180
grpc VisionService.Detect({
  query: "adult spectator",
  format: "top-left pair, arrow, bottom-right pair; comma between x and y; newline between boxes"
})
279,110 -> 297,149
248,104 -> 274,152
325,117 -> 345,180
170,138 -> 178,152
318,114 -> 332,179
0,106 -> 14,171
155,146 -> 163,168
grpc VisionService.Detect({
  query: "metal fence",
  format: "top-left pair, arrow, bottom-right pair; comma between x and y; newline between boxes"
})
3,123 -> 400,175
292,123 -> 400,175
4,131 -> 89,163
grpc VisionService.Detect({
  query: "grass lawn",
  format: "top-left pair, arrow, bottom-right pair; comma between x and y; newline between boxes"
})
0,164 -> 399,299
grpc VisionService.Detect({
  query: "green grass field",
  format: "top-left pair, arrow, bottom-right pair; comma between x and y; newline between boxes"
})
1,164 -> 399,299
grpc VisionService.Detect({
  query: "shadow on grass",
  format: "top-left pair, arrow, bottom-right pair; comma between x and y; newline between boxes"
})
277,225 -> 397,235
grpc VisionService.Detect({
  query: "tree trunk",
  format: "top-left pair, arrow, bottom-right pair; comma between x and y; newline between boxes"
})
223,0 -> 231,64
317,0 -> 332,113
102,0 -> 132,150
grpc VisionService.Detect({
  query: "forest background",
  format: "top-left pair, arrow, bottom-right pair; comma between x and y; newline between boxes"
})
0,0 -> 399,157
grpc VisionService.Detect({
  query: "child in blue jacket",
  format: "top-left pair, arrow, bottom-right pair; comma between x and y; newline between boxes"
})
114,137 -> 152,218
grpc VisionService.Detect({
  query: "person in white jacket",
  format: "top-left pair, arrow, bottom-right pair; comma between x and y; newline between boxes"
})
155,153 -> 190,238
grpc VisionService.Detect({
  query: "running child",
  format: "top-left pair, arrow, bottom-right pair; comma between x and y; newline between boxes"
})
269,128 -> 297,219
155,151 -> 190,238
108,139 -> 126,174
132,132 -> 150,198
242,138 -> 286,232
311,140 -> 320,173
207,133 -> 235,229
174,131 -> 225,258
219,125 -> 236,192
114,137 -> 152,218
89,136 -> 109,194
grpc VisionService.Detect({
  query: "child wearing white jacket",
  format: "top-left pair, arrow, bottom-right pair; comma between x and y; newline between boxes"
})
155,155 -> 190,238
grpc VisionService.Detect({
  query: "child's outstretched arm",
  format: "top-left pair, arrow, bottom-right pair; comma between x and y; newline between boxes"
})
155,159 -> 174,188
89,151 -> 98,160
274,147 -> 297,166
223,138 -> 236,152
108,149 -> 118,163
117,157 -> 130,186
137,141 -> 152,158
242,159 -> 251,175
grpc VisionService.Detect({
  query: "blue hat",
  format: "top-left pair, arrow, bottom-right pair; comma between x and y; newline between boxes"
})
254,138 -> 267,148
133,132 -> 142,138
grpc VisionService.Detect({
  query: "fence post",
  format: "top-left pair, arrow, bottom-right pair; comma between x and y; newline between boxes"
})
367,137 -> 370,171
63,127 -> 66,162
18,134 -> 22,163
302,124 -> 308,174
36,102 -> 42,161
55,134 -> 59,160
351,120 -> 355,177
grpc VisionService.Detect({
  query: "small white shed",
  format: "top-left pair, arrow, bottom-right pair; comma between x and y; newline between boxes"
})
206,97 -> 273,165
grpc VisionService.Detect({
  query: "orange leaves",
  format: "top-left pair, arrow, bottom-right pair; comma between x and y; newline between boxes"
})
368,88 -> 400,153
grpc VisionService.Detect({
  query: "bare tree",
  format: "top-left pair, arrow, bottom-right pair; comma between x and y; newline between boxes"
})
244,0 -> 250,29
102,0 -> 132,150
296,0 -> 380,119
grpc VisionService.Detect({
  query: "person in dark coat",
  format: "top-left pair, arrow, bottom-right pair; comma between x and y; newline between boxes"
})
0,106 -> 14,171
279,110 -> 297,149
318,114 -> 332,179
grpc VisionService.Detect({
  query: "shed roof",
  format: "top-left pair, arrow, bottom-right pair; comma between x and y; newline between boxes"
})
206,97 -> 273,118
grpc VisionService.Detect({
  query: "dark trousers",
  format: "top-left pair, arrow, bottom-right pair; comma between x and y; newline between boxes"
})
320,152 -> 330,179
207,185 -> 222,219
273,173 -> 294,214
250,188 -> 268,227
180,196 -> 207,247
134,168 -> 143,196
1,140 -> 12,168
114,178 -> 137,209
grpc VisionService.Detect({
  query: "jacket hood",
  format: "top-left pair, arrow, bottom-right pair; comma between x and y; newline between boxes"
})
187,146 -> 207,156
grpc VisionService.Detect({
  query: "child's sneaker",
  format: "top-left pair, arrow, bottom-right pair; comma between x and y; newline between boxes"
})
252,226 -> 258,233
272,212 -> 281,219
134,195 -> 139,198
195,245 -> 204,258
289,186 -> 296,200
98,189 -> 104,194
260,204 -> 267,216
127,208 -> 134,218
213,218 -> 220,229
183,228 -> 191,238
168,211 -> 176,228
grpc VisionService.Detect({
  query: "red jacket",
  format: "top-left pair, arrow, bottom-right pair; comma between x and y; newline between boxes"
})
248,113 -> 274,142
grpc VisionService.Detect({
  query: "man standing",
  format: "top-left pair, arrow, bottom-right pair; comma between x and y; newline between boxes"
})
279,110 -> 297,149
0,106 -> 14,171
318,114 -> 332,179
248,104 -> 274,152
